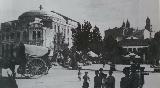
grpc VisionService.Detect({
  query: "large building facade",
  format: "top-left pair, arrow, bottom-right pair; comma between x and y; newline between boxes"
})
0,8 -> 78,58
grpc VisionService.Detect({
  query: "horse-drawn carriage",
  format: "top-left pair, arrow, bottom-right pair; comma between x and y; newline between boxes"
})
17,44 -> 52,78
0,43 -> 52,78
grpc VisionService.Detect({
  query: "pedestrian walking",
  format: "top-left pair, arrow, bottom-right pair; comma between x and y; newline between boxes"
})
139,67 -> 145,88
106,70 -> 115,88
94,70 -> 101,88
120,67 -> 131,88
9,57 -> 16,78
78,68 -> 82,81
102,62 -> 105,68
82,72 -> 90,88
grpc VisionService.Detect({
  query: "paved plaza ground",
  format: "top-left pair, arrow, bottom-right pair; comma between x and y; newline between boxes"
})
2,64 -> 160,88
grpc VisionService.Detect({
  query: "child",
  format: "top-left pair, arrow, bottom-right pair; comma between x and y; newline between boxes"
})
82,72 -> 90,88
78,68 -> 82,81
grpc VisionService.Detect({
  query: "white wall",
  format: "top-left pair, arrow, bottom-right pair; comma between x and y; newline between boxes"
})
144,29 -> 150,39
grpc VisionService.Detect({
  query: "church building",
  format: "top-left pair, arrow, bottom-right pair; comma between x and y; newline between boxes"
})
104,17 -> 153,62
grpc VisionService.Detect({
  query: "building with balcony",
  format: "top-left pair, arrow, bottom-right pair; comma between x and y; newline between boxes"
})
0,7 -> 78,58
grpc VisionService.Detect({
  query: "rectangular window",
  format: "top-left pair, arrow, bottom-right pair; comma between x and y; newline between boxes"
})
123,48 -> 127,52
23,31 -> 28,41
4,44 -> 8,57
17,32 -> 20,40
10,33 -> 14,40
0,34 -> 1,41
10,44 -> 14,57
54,25 -> 57,32
128,48 -> 132,52
2,44 -> 4,57
54,25 -> 56,29
37,31 -> 41,39
58,25 -> 60,32
133,48 -> 137,52
67,27 -> 69,34
6,33 -> 9,40
33,31 -> 36,40
64,29 -> 66,36
2,33 -> 5,40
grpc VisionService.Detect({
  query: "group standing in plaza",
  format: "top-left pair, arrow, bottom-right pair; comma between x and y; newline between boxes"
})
80,65 -> 145,88
80,68 -> 115,88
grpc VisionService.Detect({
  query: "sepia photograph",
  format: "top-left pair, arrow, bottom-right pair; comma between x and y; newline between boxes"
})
0,0 -> 160,88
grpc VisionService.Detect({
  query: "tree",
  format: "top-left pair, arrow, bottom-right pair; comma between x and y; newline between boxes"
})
148,31 -> 160,65
103,36 -> 123,64
72,21 -> 92,52
90,26 -> 102,55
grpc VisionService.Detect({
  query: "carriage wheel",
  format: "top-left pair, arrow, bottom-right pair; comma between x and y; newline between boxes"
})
25,58 -> 48,78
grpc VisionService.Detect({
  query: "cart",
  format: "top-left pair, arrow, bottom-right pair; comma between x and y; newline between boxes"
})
16,44 -> 52,78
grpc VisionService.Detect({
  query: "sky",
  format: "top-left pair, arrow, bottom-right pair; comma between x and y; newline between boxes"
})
0,0 -> 159,37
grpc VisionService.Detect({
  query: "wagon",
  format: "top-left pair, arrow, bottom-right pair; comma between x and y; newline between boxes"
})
15,44 -> 52,78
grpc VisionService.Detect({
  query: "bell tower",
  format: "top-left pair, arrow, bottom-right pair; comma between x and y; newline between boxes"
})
39,5 -> 43,10
145,17 -> 152,38
126,19 -> 130,28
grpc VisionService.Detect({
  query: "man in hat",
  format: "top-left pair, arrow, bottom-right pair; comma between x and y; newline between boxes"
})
130,65 -> 139,88
106,70 -> 115,88
102,74 -> 108,88
82,72 -> 90,88
94,70 -> 101,88
120,67 -> 131,88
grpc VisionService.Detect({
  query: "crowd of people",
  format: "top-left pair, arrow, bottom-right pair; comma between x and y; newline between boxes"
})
120,65 -> 147,88
79,64 -> 146,88
79,68 -> 115,88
